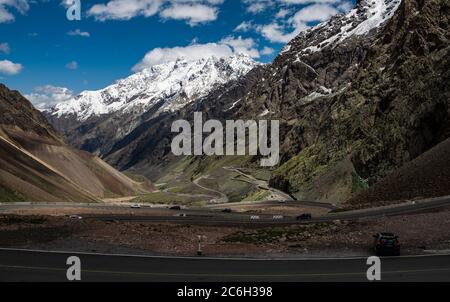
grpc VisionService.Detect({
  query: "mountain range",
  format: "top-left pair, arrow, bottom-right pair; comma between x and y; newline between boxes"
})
46,54 -> 258,156
95,0 -> 448,205
3,0 -> 449,206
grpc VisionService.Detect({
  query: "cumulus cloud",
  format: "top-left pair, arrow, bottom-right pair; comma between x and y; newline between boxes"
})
0,0 -> 29,23
0,59 -> 22,75
242,0 -> 345,13
133,37 -> 260,72
242,0 -> 273,14
290,3 -> 339,24
247,0 -> 352,43
234,21 -> 253,32
257,23 -> 302,43
160,3 -> 218,26
133,43 -> 231,72
87,0 -> 223,26
219,36 -> 260,58
25,85 -> 74,110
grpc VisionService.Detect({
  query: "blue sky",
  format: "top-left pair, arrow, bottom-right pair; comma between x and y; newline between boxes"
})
0,0 -> 355,109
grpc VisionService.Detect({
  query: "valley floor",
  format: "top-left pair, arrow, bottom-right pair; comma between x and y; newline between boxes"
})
1,204 -> 450,258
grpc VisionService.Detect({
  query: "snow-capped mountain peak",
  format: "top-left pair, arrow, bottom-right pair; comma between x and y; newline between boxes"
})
51,53 -> 258,121
282,0 -> 402,56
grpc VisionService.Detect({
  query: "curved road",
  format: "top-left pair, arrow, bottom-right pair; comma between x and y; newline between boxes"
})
193,176 -> 229,204
0,248 -> 449,282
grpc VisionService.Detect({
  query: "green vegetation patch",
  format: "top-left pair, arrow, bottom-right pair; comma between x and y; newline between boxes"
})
243,189 -> 271,202
351,172 -> 369,193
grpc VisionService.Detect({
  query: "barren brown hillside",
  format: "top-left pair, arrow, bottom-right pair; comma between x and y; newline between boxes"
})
0,84 -> 154,202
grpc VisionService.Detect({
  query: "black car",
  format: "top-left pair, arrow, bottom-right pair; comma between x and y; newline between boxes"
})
296,213 -> 312,221
373,233 -> 401,256
169,206 -> 182,210
222,208 -> 232,213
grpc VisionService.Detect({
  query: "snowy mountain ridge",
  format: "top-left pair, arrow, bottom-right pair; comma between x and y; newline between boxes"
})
51,53 -> 258,121
282,0 -> 402,57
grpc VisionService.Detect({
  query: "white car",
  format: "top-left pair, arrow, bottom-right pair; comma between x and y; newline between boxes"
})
69,215 -> 83,220
130,204 -> 141,209
175,213 -> 187,217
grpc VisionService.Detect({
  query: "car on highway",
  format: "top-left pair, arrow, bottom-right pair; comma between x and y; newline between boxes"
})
69,215 -> 83,220
169,206 -> 182,210
296,213 -> 312,221
130,204 -> 141,209
175,213 -> 187,217
221,208 -> 232,213
373,233 -> 401,256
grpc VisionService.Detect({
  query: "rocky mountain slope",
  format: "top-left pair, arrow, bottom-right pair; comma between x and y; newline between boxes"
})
0,84 -> 153,203
347,137 -> 450,209
265,0 -> 449,202
47,54 -> 258,156
46,0 -> 449,205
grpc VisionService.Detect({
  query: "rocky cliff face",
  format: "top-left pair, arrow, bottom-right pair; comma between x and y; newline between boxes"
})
267,0 -> 450,202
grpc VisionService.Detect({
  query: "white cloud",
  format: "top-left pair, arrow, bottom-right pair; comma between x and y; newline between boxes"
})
0,59 -> 22,75
234,21 -> 253,32
290,3 -> 339,24
250,0 -> 352,44
87,0 -> 162,21
242,0 -> 273,14
25,85 -> 74,110
261,46 -> 275,55
133,37 -> 261,72
219,36 -> 260,58
132,43 -> 233,72
0,0 -> 29,23
160,3 -> 218,26
67,29 -> 91,37
65,61 -> 78,70
0,42 -> 10,54
275,8 -> 290,18
241,0 -> 343,13
257,22 -> 304,43
87,0 -> 223,26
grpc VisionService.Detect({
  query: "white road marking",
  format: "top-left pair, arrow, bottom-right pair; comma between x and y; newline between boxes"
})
1,247 -> 450,261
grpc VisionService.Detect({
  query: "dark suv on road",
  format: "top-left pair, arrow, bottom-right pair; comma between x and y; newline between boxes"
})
296,213 -> 312,221
373,233 -> 401,256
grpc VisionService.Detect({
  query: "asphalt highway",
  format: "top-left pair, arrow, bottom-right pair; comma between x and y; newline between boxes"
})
2,195 -> 450,226
0,248 -> 450,282
81,195 -> 450,225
